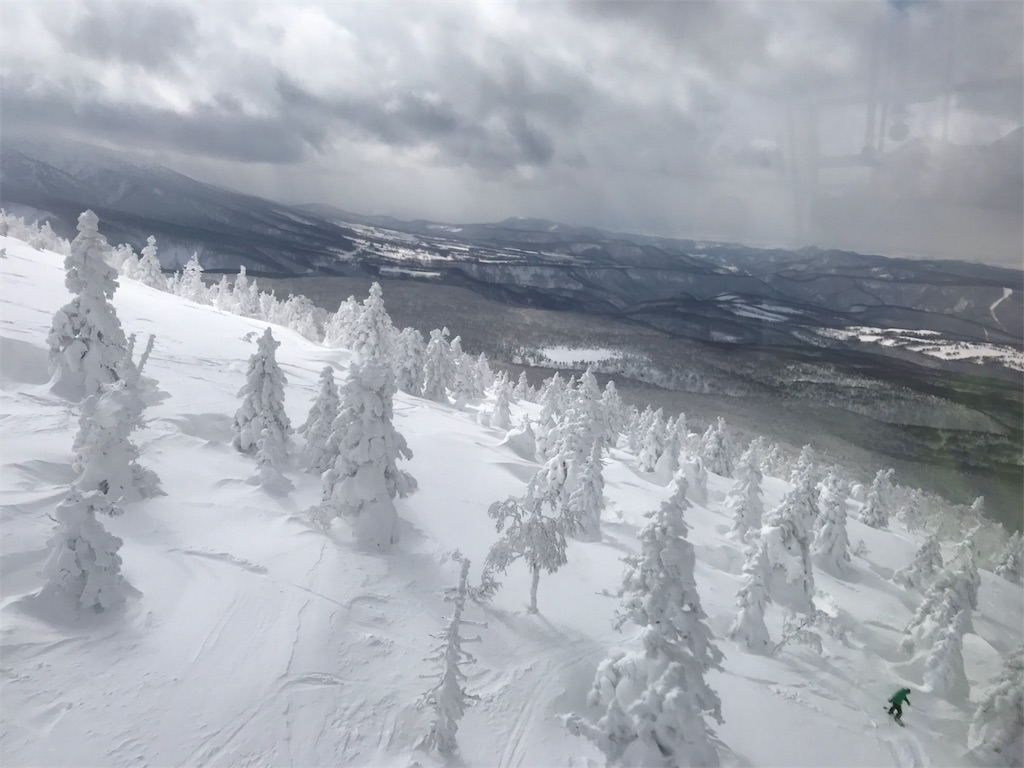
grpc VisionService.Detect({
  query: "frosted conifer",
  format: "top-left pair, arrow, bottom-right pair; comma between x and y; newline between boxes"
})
43,489 -> 127,612
232,266 -> 258,316
726,446 -> 764,540
488,378 -> 513,430
893,534 -> 944,590
812,471 -> 851,574
324,296 -> 360,348
135,235 -> 164,289
901,558 -> 977,654
351,282 -> 395,366
701,417 -> 735,477
448,336 -> 477,407
320,357 -> 415,548
567,443 -> 605,542
683,456 -> 709,506
969,645 -> 1023,766
761,467 -> 818,614
232,328 -> 291,455
638,409 -> 665,472
72,380 -> 159,503
995,532 -> 1022,584
513,371 -> 532,401
422,328 -> 455,403
600,380 -> 625,444
47,210 -> 128,399
858,469 -> 891,528
299,366 -> 340,473
419,555 -> 482,757
176,252 -> 206,303
728,542 -> 772,654
925,610 -> 970,700
394,327 -> 426,395
566,473 -> 724,766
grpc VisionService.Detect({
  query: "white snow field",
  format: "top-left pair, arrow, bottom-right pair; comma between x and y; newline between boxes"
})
1,235 -> 1021,767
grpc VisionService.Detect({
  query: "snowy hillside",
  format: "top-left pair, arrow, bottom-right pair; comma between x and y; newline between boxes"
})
1,232 -> 1021,768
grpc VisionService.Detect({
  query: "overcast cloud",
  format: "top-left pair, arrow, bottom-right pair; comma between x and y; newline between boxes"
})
1,0 -> 1021,263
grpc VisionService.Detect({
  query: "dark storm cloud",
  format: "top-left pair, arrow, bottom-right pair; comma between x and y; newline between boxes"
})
63,1 -> 198,73
275,72 -> 558,172
0,76 -> 322,164
0,0 -> 1020,263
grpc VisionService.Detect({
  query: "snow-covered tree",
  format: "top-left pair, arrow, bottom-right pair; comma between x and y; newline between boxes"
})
351,282 -> 395,365
683,456 -> 709,507
534,373 -> 570,458
118,244 -> 140,280
394,327 -> 426,395
448,336 -> 477,407
893,534 -> 944,590
638,409 -> 665,472
134,235 -> 164,289
789,444 -> 819,486
567,443 -> 605,542
599,380 -> 625,444
232,328 -> 291,455
43,489 -> 127,612
473,353 -> 494,394
488,377 -> 513,430
925,609 -> 970,700
299,366 -> 340,474
513,371 -> 532,401
812,471 -> 850,574
175,252 -> 207,303
422,328 -> 455,403
995,532 -> 1022,584
701,417 -> 735,477
726,446 -> 764,540
323,296 -> 359,348
761,467 -> 818,615
480,463 -> 573,613
232,266 -> 259,317
47,210 -> 129,400
969,645 -> 1023,766
895,487 -> 924,531
760,441 -> 783,477
566,473 -> 724,766
72,380 -> 160,502
320,357 -> 415,549
255,424 -> 293,495
728,542 -> 772,654
419,554 -> 482,757
858,469 -> 892,528
901,555 -> 978,654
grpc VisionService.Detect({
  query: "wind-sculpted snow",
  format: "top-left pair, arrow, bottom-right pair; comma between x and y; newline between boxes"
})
1,235 -> 1023,767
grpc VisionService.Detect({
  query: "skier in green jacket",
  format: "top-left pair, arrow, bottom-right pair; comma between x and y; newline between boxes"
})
886,687 -> 912,723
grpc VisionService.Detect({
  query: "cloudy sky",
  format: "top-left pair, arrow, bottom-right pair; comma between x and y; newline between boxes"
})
1,0 -> 1021,263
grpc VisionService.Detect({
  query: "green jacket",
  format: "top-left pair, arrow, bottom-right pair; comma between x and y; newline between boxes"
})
888,688 -> 911,706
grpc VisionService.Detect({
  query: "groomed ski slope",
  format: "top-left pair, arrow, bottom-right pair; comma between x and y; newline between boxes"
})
1,235 -> 1020,767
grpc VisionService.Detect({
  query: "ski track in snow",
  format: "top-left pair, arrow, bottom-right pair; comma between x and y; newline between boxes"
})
497,638 -> 598,768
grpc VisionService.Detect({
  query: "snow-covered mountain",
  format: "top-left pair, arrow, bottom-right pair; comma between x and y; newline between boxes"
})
2,234 -> 1021,767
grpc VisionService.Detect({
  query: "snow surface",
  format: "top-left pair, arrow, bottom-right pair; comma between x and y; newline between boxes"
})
818,326 -> 1024,371
1,235 -> 1022,767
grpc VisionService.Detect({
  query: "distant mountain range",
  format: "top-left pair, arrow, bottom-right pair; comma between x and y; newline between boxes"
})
2,138 -> 1021,514
2,139 -> 1020,347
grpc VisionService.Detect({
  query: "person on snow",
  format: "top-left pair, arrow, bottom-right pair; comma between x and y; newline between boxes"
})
886,687 -> 911,723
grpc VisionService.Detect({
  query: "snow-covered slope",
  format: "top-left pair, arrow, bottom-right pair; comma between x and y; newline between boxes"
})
1,236 -> 1020,767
